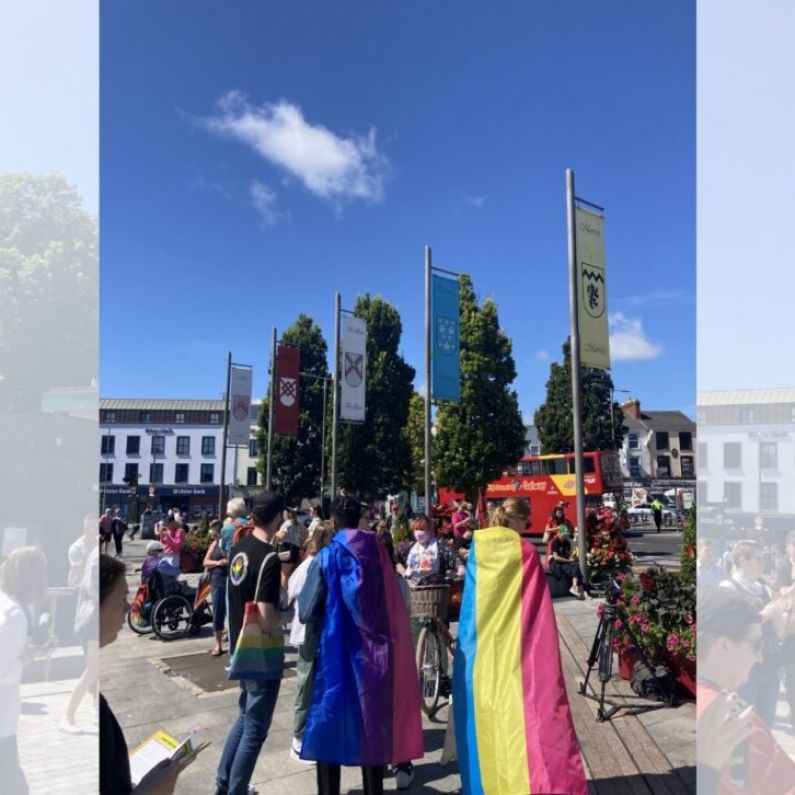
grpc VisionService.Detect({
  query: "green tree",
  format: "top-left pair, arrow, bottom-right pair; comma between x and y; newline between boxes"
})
0,172 -> 97,409
337,295 -> 416,498
533,339 -> 625,453
256,314 -> 330,504
404,392 -> 426,495
433,274 -> 526,502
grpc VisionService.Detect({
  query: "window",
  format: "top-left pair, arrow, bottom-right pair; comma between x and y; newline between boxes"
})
527,444 -> 541,456
517,460 -> 542,476
200,464 -> 214,483
202,436 -> 215,456
139,410 -> 151,423
175,412 -> 186,424
175,464 -> 189,484
760,482 -> 778,511
628,433 -> 639,450
125,435 -> 140,455
542,458 -> 567,475
247,467 -> 258,486
656,455 -> 671,477
124,463 -> 139,483
740,407 -> 754,423
679,431 -> 693,451
680,456 -> 695,478
151,435 -> 165,456
149,463 -> 164,484
791,406 -> 795,423
697,480 -> 707,506
629,457 -> 640,478
567,457 -> 595,474
249,438 -> 259,458
176,436 -> 190,455
101,435 -> 115,455
655,432 -> 669,450
209,412 -> 221,425
698,442 -> 707,470
724,442 -> 742,469
724,481 -> 742,509
105,411 -> 116,423
760,442 -> 778,469
99,463 -> 114,483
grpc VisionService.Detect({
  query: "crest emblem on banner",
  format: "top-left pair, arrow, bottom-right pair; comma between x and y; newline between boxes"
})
344,353 -> 363,387
279,377 -> 297,407
232,394 -> 250,421
581,260 -> 606,319
435,316 -> 458,357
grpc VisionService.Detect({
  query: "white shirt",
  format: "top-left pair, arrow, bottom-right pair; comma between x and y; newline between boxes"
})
68,535 -> 94,587
0,591 -> 28,738
287,555 -> 314,647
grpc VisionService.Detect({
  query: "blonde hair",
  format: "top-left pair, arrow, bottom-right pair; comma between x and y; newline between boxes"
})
306,521 -> 334,557
0,546 -> 48,603
491,498 -> 529,529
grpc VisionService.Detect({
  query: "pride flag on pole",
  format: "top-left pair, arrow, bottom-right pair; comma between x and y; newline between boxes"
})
452,527 -> 587,795
431,273 -> 460,402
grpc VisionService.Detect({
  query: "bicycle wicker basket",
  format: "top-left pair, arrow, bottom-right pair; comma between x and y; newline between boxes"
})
409,584 -> 450,619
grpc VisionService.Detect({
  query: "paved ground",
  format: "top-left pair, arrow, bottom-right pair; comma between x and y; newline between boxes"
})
16,536 -> 703,794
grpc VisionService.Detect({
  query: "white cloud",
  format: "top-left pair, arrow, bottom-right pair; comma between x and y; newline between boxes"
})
534,349 -> 549,361
609,312 -> 663,361
616,290 -> 691,308
465,196 -> 485,207
250,180 -> 278,226
202,92 -> 388,204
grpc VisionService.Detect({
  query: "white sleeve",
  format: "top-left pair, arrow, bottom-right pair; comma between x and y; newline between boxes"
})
0,606 -> 28,684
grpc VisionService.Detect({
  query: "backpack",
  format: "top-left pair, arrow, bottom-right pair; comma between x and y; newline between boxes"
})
630,660 -> 673,701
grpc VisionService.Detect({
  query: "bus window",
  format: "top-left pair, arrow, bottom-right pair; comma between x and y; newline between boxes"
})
542,458 -> 567,475
518,460 -> 542,476
566,457 -> 596,474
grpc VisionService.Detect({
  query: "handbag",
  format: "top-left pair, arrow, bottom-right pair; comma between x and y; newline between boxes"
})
228,552 -> 285,680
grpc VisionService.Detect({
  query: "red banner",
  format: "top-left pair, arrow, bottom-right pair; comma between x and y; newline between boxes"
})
274,345 -> 300,436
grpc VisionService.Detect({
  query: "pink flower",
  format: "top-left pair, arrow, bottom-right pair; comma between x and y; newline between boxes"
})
614,619 -> 624,631
641,623 -> 650,634
630,595 -> 641,606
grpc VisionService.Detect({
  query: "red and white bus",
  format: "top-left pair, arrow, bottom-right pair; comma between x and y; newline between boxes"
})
439,450 -> 623,536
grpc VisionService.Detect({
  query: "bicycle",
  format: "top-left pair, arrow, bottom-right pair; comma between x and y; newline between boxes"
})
410,576 -> 463,716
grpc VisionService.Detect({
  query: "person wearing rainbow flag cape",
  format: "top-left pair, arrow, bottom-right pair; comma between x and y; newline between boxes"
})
298,495 -> 424,795
453,497 -> 588,795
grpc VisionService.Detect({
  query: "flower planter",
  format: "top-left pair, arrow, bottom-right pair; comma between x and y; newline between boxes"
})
617,646 -> 642,680
179,550 -> 202,573
661,650 -> 696,698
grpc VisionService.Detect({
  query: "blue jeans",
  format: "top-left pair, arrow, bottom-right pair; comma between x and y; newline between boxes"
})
216,678 -> 281,795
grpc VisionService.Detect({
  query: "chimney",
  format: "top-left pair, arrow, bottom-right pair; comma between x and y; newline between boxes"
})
621,398 -> 641,420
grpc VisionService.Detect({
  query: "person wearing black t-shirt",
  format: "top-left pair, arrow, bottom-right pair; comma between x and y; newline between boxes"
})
215,492 -> 285,795
548,525 -> 587,599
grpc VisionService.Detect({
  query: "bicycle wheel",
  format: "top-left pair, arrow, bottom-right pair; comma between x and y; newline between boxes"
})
152,595 -> 192,640
416,624 -> 442,716
127,604 -> 153,635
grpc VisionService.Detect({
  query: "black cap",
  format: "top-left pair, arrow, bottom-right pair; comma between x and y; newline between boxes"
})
251,492 -> 287,526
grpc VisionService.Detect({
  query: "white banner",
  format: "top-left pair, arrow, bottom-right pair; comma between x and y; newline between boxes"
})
340,315 -> 366,422
228,366 -> 253,445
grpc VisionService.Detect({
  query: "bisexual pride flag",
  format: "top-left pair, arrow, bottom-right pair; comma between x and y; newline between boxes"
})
300,529 -> 424,766
452,527 -> 587,795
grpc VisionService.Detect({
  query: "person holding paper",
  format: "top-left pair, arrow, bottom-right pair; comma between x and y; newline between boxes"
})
99,554 -> 188,794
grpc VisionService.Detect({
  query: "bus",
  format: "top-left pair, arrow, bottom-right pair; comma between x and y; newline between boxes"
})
439,450 -> 623,536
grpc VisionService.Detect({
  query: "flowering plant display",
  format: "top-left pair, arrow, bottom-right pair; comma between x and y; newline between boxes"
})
587,530 -> 634,580
602,566 -> 696,663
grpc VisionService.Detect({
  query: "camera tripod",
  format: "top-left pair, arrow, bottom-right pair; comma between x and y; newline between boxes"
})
577,599 -> 675,721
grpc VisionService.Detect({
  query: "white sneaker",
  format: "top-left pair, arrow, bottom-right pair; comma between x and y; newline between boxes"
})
289,737 -> 314,765
395,765 -> 415,789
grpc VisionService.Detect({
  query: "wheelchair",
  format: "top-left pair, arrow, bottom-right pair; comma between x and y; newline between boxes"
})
127,569 -> 213,641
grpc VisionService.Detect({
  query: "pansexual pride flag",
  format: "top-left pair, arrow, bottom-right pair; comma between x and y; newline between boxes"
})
300,529 -> 424,766
452,527 -> 587,795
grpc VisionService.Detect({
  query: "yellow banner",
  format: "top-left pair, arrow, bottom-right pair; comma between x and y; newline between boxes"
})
575,207 -> 610,370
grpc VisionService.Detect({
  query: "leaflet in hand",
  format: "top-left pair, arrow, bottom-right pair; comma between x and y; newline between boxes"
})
129,729 -> 193,786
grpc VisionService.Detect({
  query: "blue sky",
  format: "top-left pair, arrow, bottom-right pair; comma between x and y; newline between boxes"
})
101,1 -> 695,420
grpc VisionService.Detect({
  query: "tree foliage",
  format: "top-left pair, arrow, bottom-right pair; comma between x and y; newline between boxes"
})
433,274 -> 526,502
405,392 -> 426,495
0,173 -> 97,409
533,339 -> 625,453
256,314 -> 330,504
336,295 -> 416,499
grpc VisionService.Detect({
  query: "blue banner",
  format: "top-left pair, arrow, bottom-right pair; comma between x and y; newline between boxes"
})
431,274 -> 460,402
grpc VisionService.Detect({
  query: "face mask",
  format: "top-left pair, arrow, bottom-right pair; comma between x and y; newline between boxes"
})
414,530 -> 431,545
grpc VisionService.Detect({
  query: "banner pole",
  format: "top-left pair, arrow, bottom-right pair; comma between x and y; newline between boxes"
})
218,351 -> 232,518
266,328 -> 276,490
567,169 -> 588,585
320,375 -> 328,509
424,246 -> 432,515
331,292 -> 340,500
